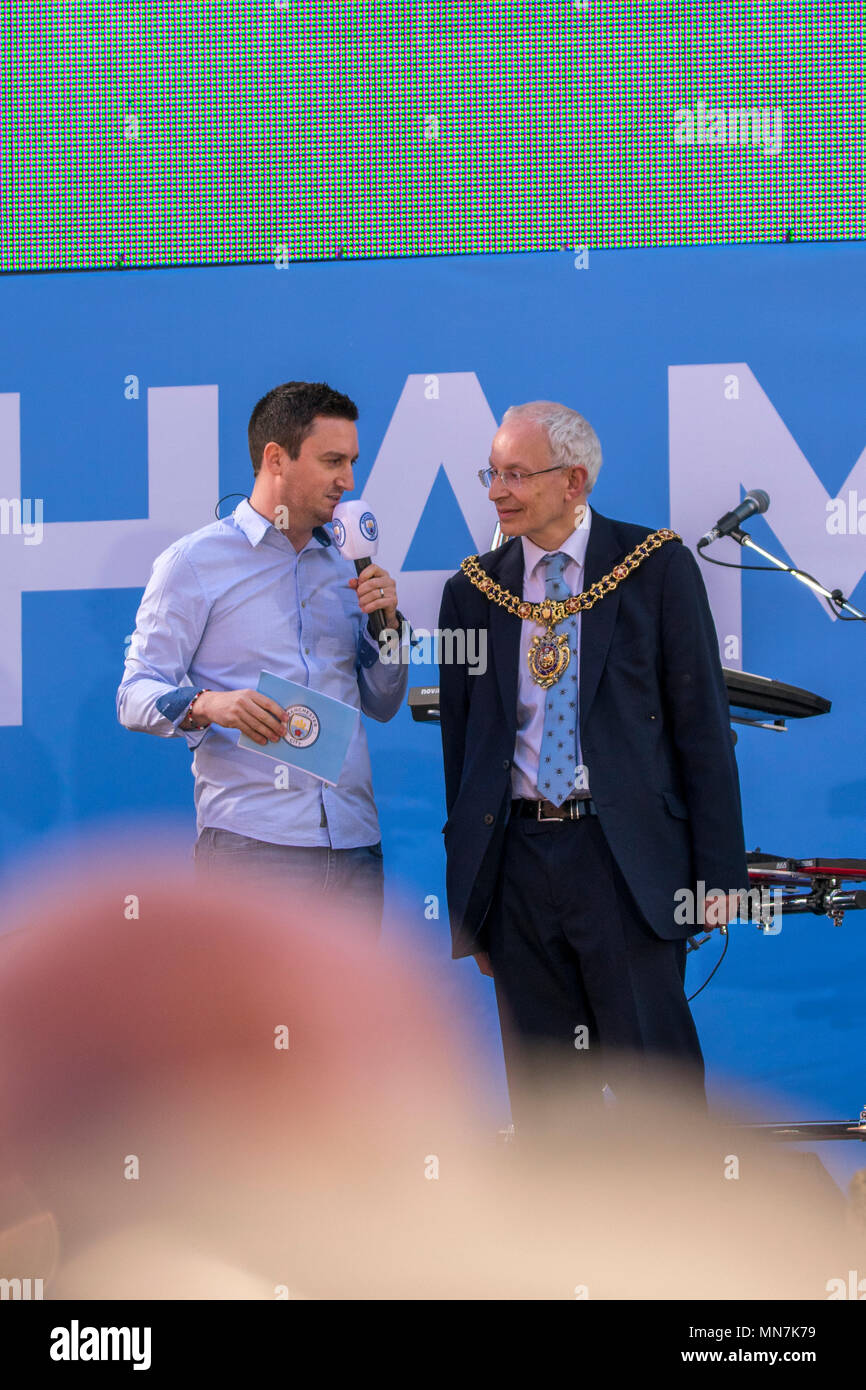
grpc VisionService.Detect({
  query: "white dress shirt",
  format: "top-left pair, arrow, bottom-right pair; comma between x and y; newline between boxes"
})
511,504 -> 593,801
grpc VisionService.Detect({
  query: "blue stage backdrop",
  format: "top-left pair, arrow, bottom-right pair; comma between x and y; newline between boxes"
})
1,245 -> 864,1180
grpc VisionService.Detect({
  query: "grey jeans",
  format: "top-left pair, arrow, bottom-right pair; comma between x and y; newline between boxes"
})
193,827 -> 385,935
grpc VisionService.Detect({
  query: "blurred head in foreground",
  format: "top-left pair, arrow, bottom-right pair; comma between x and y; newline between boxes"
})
0,844 -> 860,1299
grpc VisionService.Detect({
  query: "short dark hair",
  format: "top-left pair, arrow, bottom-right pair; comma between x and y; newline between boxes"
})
248,381 -> 359,476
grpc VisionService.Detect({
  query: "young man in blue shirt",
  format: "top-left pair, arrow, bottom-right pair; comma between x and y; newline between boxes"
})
117,380 -> 408,931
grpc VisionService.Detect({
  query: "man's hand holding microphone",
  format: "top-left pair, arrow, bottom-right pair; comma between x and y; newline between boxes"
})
180,500 -> 399,746
332,500 -> 399,637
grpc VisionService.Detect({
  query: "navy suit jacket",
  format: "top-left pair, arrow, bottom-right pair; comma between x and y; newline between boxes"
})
437,508 -> 749,959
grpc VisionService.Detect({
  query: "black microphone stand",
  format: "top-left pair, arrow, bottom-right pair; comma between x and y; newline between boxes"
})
719,526 -> 866,622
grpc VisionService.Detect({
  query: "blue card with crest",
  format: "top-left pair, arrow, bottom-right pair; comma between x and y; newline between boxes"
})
237,671 -> 358,786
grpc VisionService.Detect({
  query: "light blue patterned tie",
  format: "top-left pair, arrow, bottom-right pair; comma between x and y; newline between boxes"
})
538,551 -> 579,807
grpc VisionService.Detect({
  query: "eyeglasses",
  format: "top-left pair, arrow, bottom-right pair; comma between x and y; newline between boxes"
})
478,464 -> 567,489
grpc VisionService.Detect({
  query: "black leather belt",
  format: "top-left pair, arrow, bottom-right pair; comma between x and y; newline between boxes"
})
512,797 -> 597,822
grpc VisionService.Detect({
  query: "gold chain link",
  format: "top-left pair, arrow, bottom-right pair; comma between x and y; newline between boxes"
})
459,528 -> 681,628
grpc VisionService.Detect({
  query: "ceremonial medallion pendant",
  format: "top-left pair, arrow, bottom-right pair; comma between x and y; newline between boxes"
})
528,629 -> 571,689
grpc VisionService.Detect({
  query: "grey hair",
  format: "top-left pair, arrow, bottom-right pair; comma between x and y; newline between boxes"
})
501,400 -> 603,493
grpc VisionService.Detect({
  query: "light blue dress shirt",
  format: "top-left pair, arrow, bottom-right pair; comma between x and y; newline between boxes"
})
511,504 -> 593,800
117,499 -> 409,848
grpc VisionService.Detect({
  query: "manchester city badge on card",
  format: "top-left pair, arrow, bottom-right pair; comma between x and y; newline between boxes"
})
237,671 -> 358,785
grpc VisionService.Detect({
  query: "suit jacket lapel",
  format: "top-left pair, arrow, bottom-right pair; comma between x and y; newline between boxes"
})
486,538 -> 523,737
579,509 -> 623,732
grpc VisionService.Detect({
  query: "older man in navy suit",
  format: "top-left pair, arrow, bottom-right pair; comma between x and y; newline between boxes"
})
438,401 -> 749,1133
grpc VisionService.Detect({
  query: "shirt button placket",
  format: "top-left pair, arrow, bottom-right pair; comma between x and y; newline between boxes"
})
298,555 -> 311,666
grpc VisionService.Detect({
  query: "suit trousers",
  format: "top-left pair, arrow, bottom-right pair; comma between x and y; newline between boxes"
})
486,810 -> 705,1136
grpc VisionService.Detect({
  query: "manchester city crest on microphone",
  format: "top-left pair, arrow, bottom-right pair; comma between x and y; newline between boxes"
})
359,511 -> 378,543
283,704 -> 320,747
332,517 -> 346,549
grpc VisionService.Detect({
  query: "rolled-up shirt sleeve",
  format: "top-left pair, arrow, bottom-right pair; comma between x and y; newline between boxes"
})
355,615 -> 414,722
116,543 -> 212,750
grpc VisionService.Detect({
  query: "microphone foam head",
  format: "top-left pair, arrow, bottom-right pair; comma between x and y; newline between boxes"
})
331,500 -> 379,560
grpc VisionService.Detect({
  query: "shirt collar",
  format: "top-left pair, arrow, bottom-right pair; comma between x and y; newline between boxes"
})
521,502 -> 593,578
231,498 -> 332,549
